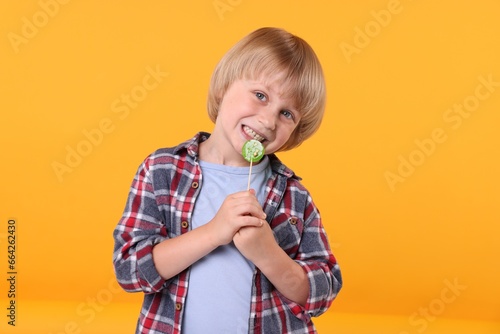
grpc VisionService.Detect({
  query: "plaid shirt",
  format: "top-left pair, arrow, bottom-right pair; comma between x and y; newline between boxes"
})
113,132 -> 342,334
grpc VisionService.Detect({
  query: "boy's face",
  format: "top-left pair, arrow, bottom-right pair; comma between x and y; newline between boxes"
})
212,73 -> 301,164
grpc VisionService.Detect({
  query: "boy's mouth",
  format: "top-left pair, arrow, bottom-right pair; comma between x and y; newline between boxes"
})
243,125 -> 266,142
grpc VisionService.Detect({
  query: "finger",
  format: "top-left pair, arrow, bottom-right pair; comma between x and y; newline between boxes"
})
230,190 -> 256,199
234,201 -> 266,219
227,193 -> 263,211
240,216 -> 265,227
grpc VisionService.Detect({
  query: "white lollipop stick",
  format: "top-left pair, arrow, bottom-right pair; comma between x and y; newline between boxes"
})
247,160 -> 253,191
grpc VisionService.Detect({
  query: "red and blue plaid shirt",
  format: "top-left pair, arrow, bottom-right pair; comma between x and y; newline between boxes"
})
113,132 -> 342,333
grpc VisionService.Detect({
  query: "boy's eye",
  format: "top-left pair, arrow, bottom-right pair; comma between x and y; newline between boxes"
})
281,109 -> 294,120
255,92 -> 266,101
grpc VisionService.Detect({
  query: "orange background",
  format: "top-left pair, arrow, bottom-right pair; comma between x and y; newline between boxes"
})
1,1 -> 499,333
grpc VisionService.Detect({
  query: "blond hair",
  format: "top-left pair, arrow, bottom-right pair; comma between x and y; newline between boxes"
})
207,27 -> 326,151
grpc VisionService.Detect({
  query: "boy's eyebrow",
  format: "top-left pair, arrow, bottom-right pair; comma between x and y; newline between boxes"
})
246,77 -> 300,110
249,79 -> 288,97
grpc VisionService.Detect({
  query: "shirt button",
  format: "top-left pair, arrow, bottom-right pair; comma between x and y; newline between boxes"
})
289,217 -> 298,225
181,221 -> 189,229
191,181 -> 199,189
175,303 -> 182,311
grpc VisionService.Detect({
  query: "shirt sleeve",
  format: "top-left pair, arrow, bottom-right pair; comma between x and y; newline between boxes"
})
112,156 -> 169,294
282,196 -> 342,321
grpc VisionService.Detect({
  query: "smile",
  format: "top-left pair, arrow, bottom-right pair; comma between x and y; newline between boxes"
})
243,125 -> 265,142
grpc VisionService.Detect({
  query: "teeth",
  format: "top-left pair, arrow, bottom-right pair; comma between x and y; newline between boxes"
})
244,126 -> 265,142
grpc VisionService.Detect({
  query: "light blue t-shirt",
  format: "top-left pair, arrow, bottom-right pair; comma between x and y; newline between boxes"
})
182,156 -> 271,334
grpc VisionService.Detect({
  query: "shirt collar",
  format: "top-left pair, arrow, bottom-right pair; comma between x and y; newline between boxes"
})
172,132 -> 210,158
174,132 -> 300,180
269,155 -> 301,181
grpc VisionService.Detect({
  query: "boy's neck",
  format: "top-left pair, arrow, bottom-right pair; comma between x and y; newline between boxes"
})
199,136 -> 251,167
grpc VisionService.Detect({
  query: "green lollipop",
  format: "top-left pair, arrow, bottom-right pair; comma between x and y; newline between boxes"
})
242,139 -> 265,190
242,139 -> 265,163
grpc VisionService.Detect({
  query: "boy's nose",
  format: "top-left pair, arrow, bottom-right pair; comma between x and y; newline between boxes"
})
257,108 -> 276,130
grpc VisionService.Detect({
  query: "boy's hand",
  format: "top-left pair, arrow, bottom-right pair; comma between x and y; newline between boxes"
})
207,190 -> 266,247
233,217 -> 278,265
233,210 -> 310,307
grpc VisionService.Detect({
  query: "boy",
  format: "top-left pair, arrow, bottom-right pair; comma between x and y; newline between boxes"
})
113,27 -> 342,333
